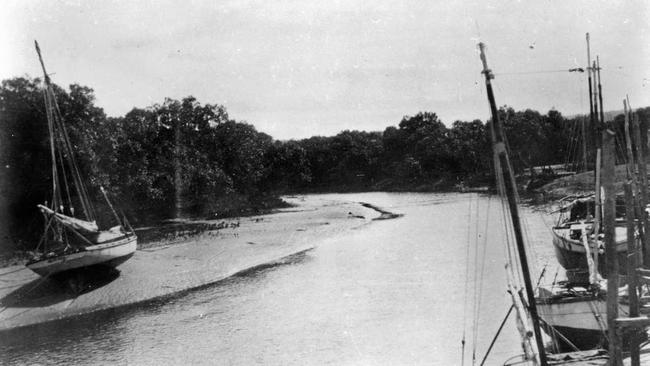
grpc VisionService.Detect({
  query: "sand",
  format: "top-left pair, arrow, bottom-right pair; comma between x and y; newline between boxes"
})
0,195 -> 384,331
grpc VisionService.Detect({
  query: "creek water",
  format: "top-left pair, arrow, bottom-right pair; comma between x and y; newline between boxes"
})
0,192 -> 558,365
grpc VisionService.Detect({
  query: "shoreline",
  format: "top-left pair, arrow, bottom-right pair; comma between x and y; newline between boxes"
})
0,196 -> 402,332
359,202 -> 404,220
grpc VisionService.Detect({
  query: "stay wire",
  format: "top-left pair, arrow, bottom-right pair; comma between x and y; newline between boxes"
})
493,112 -> 519,285
461,193 -> 474,366
494,68 -> 586,76
472,195 -> 492,366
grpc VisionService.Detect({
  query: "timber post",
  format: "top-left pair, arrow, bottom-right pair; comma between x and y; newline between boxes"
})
603,126 -> 622,366
624,183 -> 641,366
630,103 -> 650,268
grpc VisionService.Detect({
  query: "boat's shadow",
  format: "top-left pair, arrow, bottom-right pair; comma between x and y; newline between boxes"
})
0,267 -> 120,308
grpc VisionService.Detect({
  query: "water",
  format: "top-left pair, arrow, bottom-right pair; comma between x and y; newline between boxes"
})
0,193 -> 556,365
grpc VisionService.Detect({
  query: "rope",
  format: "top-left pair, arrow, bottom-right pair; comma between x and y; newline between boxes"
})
49,87 -> 96,221
0,272 -> 54,317
471,195 -> 492,366
479,305 -> 514,366
461,193 -> 474,366
538,317 -> 581,352
587,298 -> 609,343
56,138 -> 74,214
494,69 -> 584,76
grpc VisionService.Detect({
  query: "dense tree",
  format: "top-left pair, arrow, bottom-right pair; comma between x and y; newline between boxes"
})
4,75 -> 650,251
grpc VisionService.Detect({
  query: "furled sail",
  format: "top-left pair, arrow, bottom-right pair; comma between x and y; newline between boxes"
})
38,204 -> 99,234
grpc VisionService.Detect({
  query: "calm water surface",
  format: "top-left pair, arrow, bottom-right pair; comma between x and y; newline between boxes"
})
0,192 -> 556,365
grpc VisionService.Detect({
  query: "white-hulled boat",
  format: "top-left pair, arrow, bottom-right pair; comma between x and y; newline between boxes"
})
537,285 -> 630,351
27,224 -> 137,277
551,196 -> 628,279
26,41 -> 137,278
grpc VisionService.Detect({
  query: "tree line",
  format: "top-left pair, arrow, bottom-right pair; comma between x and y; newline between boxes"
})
2,76 -> 649,246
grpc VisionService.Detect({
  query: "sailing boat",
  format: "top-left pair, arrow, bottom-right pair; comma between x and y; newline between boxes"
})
25,41 -> 137,278
551,196 -> 629,280
475,42 -> 630,365
536,36 -> 641,352
551,35 -> 629,279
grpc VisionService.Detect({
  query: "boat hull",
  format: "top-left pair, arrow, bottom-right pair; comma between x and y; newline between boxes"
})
26,235 -> 137,277
537,292 -> 629,351
551,225 -> 628,276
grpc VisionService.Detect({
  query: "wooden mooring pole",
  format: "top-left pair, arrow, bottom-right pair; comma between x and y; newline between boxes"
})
603,127 -> 622,366
630,101 -> 650,268
624,183 -> 640,366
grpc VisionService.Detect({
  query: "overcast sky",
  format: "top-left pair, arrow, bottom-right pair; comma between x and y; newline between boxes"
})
2,1 -> 648,139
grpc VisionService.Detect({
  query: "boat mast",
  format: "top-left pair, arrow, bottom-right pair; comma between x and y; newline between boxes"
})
597,57 -> 605,128
33,40 -> 96,223
589,37 -> 602,275
34,41 -> 60,213
584,33 -> 593,172
478,42 -> 548,366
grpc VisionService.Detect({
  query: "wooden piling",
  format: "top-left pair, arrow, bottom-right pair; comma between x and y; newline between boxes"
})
603,127 -> 622,366
631,105 -> 650,268
624,183 -> 640,366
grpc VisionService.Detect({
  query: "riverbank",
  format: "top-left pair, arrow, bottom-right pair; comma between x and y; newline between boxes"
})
538,164 -> 642,200
0,195 -> 401,331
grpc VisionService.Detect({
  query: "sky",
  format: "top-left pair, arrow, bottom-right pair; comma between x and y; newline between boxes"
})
1,0 -> 649,140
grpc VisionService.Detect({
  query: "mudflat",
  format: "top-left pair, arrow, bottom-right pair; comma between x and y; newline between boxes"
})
0,196 -> 382,331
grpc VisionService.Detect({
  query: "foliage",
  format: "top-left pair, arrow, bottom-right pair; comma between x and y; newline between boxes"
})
4,75 -> 650,248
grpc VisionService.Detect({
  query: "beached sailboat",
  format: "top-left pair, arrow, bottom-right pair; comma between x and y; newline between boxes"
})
476,35 -> 650,365
472,41 -> 643,365
551,196 -> 629,279
537,36 -> 616,351
26,41 -> 137,278
550,35 -> 634,279
536,36 -> 648,353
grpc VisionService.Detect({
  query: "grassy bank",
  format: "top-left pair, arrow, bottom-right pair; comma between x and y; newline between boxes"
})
538,164 -> 643,200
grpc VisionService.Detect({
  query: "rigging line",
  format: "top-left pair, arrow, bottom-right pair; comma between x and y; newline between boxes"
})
53,109 -> 93,220
43,89 -> 59,210
494,69 -> 584,76
479,305 -> 514,366
497,162 -> 517,284
520,205 -> 541,281
461,193 -> 474,366
502,187 -> 521,287
50,88 -> 96,221
471,196 -> 482,365
588,299 -> 609,342
0,271 -> 54,315
472,195 -> 492,364
563,122 -> 576,171
538,317 -> 581,352
477,196 -> 493,358
563,120 -> 577,169
492,111 -> 522,287
56,133 -> 74,214
571,119 -> 583,170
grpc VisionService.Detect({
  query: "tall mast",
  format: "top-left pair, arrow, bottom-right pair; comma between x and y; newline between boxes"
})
585,33 -> 594,171
35,41 -> 60,212
597,57 -> 605,127
478,42 -> 548,366
592,55 -> 602,273
33,40 -> 95,222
